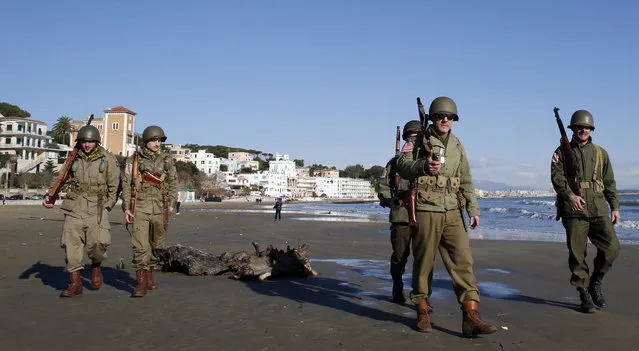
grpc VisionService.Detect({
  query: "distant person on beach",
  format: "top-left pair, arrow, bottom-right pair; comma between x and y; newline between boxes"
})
551,109 -> 620,314
397,97 -> 497,337
42,125 -> 120,297
121,125 -> 178,298
273,198 -> 283,221
376,120 -> 434,304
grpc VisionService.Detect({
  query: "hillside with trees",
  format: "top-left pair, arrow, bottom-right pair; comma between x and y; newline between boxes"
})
0,102 -> 31,117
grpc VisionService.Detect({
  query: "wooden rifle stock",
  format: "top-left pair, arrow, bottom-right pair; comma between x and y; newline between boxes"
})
44,114 -> 94,205
554,107 -> 581,197
130,152 -> 139,217
393,126 -> 401,188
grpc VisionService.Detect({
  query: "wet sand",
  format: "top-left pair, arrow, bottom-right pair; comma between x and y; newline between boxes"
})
1,203 -> 638,351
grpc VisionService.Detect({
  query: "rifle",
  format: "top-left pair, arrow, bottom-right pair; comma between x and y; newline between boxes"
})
393,126 -> 401,189
129,149 -> 139,221
553,107 -> 581,220
44,114 -> 94,205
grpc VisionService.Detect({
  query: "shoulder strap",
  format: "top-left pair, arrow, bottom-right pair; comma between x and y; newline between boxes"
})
593,145 -> 603,180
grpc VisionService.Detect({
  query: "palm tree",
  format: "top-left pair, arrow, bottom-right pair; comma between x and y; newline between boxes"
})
52,116 -> 73,145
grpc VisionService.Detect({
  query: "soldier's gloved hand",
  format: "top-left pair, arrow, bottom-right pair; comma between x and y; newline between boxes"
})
569,194 -> 585,212
426,159 -> 441,175
470,216 -> 480,229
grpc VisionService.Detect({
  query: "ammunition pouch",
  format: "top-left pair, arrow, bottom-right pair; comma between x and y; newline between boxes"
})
67,183 -> 107,198
580,180 -> 604,193
141,172 -> 164,189
417,175 -> 461,194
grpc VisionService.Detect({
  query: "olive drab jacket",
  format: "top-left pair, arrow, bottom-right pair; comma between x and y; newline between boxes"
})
396,127 -> 479,217
121,148 -> 178,215
376,156 -> 411,224
551,139 -> 619,219
60,146 -> 120,217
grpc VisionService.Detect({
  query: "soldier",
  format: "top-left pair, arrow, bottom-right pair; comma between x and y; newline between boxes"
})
43,125 -> 120,297
550,110 -> 620,313
376,120 -> 434,304
396,97 -> 497,337
121,125 -> 178,298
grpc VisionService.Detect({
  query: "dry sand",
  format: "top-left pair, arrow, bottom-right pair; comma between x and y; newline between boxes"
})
0,203 -> 638,351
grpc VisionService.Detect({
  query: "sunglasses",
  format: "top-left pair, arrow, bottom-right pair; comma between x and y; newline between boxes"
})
431,113 -> 457,121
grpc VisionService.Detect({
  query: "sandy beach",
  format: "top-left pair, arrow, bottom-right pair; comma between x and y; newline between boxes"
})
1,202 -> 638,351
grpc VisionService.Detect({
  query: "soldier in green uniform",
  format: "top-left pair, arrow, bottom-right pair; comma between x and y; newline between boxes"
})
376,120 -> 434,304
121,125 -> 178,297
396,97 -> 497,337
550,110 -> 620,313
43,125 -> 120,297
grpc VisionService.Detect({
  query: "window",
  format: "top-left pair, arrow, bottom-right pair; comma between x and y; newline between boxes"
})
128,124 -> 132,132
18,125 -> 23,131
112,122 -> 120,130
201,161 -> 205,165
5,138 -> 10,144
38,128 -> 42,135
97,125 -> 103,130
6,125 -> 12,131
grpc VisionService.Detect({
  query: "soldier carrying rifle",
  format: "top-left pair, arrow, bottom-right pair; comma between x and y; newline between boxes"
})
43,122 -> 120,298
121,125 -> 178,298
550,108 -> 621,314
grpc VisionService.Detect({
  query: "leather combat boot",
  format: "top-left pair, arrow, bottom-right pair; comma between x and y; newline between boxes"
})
60,271 -> 83,297
578,288 -> 596,313
131,270 -> 148,297
415,299 -> 432,333
90,263 -> 103,290
391,275 -> 405,304
588,281 -> 607,308
146,269 -> 158,290
461,300 -> 498,338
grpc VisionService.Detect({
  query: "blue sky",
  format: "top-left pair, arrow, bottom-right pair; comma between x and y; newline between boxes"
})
2,1 -> 638,188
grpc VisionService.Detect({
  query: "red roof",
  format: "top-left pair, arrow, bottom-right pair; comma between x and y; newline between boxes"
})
104,106 -> 137,115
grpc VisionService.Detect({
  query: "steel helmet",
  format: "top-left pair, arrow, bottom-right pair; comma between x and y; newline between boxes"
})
568,110 -> 595,131
429,96 -> 459,121
142,125 -> 167,142
76,125 -> 101,143
402,120 -> 421,140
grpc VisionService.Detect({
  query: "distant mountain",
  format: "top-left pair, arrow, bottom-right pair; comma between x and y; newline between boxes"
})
474,179 -> 540,191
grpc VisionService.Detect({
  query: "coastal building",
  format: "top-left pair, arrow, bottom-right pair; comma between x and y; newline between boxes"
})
69,106 -> 137,156
228,152 -> 253,163
187,150 -> 220,175
313,169 -> 339,178
296,167 -> 310,178
314,177 -> 372,199
238,159 -> 259,171
264,172 -> 288,197
269,153 -> 297,178
220,158 -> 239,173
165,144 -> 191,162
0,116 -> 71,173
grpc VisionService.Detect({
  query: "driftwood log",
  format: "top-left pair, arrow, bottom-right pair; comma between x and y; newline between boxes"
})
159,242 -> 318,280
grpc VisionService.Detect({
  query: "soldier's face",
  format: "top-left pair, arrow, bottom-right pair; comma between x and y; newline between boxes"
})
431,115 -> 454,135
80,141 -> 97,154
146,139 -> 161,152
570,125 -> 592,143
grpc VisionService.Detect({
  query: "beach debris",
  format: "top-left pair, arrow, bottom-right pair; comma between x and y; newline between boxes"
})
116,258 -> 125,270
501,326 -> 508,330
159,241 -> 318,280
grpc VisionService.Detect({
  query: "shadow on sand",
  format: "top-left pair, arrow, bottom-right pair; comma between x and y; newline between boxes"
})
18,261 -> 136,293
244,276 -> 464,337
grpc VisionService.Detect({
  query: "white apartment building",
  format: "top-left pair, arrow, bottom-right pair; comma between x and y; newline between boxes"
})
269,153 -> 297,178
237,172 -> 267,188
264,172 -> 289,197
220,158 -> 239,173
228,152 -> 253,163
0,116 -> 71,173
165,144 -> 191,162
314,177 -> 372,199
187,150 -> 220,175
296,167 -> 310,178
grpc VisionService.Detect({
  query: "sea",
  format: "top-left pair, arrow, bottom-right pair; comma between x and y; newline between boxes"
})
203,195 -> 639,245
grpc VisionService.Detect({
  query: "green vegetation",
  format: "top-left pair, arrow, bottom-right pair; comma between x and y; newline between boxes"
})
0,102 -> 31,117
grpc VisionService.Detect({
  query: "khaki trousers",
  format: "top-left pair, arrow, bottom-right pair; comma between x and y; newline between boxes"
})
61,212 -> 111,272
131,211 -> 167,269
410,210 -> 480,305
